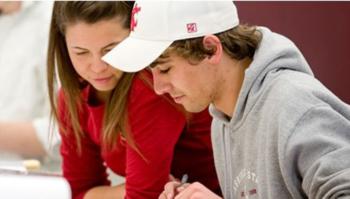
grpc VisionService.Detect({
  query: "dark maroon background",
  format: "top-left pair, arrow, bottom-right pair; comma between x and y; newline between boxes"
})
235,2 -> 350,103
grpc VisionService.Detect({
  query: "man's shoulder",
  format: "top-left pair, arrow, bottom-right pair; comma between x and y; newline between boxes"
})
265,70 -> 327,107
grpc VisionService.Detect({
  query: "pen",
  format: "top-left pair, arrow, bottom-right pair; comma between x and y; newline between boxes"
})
180,174 -> 188,185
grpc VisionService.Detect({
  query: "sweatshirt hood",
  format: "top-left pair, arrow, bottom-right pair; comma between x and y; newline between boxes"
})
210,27 -> 314,125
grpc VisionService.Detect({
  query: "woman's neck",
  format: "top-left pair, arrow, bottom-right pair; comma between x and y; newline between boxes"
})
88,88 -> 111,106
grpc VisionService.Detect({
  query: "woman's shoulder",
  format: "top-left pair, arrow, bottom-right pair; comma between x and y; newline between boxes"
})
128,70 -> 160,105
127,70 -> 186,121
58,84 -> 89,101
130,70 -> 154,95
129,70 -> 184,111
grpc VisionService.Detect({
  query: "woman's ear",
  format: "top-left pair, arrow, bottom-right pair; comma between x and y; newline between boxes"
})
202,35 -> 222,64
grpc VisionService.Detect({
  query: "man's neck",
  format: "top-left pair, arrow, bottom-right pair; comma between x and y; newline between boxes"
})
213,57 -> 251,119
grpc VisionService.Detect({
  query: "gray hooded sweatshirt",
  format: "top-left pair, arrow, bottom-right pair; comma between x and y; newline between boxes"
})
209,27 -> 350,199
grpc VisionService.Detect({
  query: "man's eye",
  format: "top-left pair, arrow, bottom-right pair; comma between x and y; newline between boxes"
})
159,68 -> 170,74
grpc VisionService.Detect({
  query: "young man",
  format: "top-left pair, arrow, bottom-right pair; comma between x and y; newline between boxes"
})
103,1 -> 350,198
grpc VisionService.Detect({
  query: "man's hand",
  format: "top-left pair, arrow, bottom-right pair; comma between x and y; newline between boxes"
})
159,181 -> 222,199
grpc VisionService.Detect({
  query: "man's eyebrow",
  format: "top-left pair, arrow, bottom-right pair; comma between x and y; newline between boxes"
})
149,60 -> 160,68
149,57 -> 170,68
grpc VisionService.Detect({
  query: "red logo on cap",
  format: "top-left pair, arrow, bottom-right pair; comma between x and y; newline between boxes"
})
187,23 -> 197,33
131,4 -> 141,31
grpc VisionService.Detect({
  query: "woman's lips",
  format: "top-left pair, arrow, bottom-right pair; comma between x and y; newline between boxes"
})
94,76 -> 113,83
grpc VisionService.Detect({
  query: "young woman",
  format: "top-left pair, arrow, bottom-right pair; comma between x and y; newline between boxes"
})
47,2 -> 220,199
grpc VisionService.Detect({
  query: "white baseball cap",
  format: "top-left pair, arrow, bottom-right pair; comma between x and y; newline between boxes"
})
102,1 -> 239,72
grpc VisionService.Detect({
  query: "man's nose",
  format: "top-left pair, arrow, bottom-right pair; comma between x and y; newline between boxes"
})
152,70 -> 171,95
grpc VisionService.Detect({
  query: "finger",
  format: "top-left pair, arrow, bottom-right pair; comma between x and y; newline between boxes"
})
169,174 -> 179,182
164,181 -> 181,192
176,183 -> 190,193
163,181 -> 181,199
174,185 -> 193,199
158,191 -> 165,199
175,182 -> 220,199
158,191 -> 167,199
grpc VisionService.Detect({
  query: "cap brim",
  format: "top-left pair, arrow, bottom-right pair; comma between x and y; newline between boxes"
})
102,37 -> 173,73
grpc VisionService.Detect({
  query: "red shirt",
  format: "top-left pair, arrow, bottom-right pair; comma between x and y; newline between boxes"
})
58,72 -> 220,199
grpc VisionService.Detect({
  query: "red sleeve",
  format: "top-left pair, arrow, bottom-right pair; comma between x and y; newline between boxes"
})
124,75 -> 186,198
58,90 -> 109,199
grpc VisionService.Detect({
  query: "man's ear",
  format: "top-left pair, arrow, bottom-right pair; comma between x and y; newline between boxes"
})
202,35 -> 222,64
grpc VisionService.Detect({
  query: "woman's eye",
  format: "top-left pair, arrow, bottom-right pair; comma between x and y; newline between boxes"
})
159,68 -> 170,74
102,49 -> 112,55
76,51 -> 88,55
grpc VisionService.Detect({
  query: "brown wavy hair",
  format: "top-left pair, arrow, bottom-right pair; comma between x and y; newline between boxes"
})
47,1 -> 136,153
150,24 -> 262,67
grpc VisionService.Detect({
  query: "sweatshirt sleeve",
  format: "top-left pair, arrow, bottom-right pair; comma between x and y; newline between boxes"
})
285,104 -> 350,198
58,90 -> 109,199
124,77 -> 186,199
